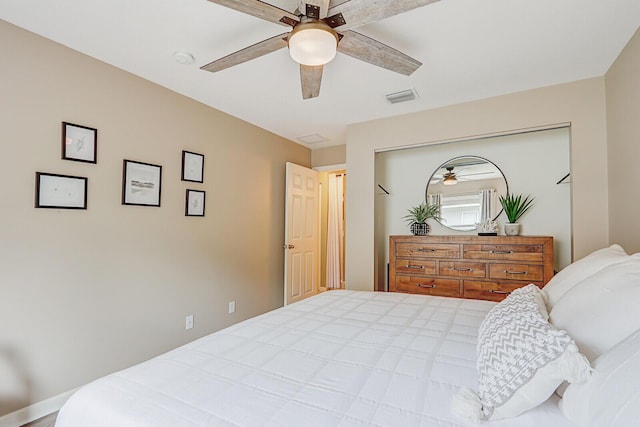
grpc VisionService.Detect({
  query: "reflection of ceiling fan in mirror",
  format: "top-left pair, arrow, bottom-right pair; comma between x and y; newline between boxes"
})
442,166 -> 460,185
430,165 -> 500,186
201,0 -> 439,99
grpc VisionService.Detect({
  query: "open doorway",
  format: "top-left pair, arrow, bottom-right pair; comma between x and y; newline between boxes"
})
316,166 -> 346,291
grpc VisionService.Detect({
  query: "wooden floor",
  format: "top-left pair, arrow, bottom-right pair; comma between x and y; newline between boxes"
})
21,412 -> 57,427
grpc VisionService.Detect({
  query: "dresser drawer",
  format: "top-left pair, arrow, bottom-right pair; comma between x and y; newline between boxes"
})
393,259 -> 436,275
489,263 -> 544,282
463,280 -> 541,302
395,276 -> 461,297
463,244 -> 544,262
439,261 -> 487,278
395,243 -> 460,259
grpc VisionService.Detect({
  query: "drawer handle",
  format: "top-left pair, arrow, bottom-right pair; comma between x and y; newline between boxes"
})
503,270 -> 528,275
490,250 -> 514,254
406,265 -> 424,269
416,283 -> 436,289
417,248 -> 437,252
489,289 -> 510,294
450,267 -> 474,272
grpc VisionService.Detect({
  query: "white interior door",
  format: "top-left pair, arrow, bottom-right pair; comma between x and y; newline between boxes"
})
284,162 -> 319,305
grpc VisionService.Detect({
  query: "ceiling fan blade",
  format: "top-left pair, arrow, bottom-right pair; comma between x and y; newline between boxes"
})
459,171 -> 498,178
338,30 -> 421,75
328,0 -> 439,30
299,0 -> 330,19
300,65 -> 323,99
201,33 -> 289,73
207,0 -> 299,27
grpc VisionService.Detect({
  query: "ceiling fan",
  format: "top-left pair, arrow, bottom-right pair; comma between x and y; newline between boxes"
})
201,0 -> 440,99
441,166 -> 458,185
430,166 -> 498,186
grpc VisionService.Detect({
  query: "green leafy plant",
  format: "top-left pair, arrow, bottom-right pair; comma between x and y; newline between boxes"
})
403,202 -> 442,225
499,193 -> 534,223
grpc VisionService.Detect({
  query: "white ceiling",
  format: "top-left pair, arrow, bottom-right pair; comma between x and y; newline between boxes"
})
2,0 -> 639,149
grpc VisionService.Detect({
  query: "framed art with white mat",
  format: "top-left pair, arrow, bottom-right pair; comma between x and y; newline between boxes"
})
122,159 -> 162,207
35,172 -> 87,209
62,122 -> 97,163
181,151 -> 204,183
185,189 -> 205,216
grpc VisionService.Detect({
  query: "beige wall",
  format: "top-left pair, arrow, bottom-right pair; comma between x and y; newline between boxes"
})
0,20 -> 309,416
311,144 -> 346,167
346,78 -> 609,291
606,28 -> 640,253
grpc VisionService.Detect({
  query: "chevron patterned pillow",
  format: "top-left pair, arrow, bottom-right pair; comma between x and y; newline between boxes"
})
452,284 -> 591,421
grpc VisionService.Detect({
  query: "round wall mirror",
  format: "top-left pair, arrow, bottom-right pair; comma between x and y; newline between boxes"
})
425,156 -> 508,231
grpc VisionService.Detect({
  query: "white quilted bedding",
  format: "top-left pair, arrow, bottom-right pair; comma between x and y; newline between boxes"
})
55,290 -> 571,427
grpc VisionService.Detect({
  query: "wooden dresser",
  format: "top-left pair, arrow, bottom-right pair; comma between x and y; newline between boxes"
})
389,235 -> 554,301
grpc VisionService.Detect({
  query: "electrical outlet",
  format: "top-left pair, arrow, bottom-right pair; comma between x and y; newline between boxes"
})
185,314 -> 194,330
228,301 -> 235,314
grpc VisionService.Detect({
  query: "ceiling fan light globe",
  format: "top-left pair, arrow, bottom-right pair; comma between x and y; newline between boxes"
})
289,25 -> 338,66
443,176 -> 458,185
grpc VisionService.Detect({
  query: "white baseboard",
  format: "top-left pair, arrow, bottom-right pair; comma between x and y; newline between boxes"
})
0,388 -> 78,427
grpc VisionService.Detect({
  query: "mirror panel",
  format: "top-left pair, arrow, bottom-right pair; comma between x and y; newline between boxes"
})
425,156 -> 508,231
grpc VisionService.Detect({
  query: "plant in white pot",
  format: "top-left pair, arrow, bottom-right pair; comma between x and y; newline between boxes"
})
404,202 -> 442,236
499,193 -> 534,236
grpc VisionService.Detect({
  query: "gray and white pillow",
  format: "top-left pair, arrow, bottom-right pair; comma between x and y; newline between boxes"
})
453,284 -> 591,421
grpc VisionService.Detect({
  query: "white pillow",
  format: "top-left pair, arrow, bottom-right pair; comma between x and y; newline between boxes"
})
548,255 -> 640,361
452,285 -> 591,421
560,328 -> 640,426
542,244 -> 628,308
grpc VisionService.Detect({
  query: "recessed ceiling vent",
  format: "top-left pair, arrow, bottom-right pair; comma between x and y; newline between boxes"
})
296,134 -> 328,144
385,88 -> 419,104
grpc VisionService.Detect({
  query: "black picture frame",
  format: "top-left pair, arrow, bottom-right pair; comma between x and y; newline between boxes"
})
122,160 -> 162,207
62,122 -> 97,163
35,172 -> 87,209
181,151 -> 204,183
185,189 -> 205,217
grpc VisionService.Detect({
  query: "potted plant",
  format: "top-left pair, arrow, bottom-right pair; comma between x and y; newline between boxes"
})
404,202 -> 442,235
499,193 -> 534,236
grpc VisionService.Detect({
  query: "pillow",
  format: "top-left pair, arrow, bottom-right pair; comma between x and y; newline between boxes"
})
542,244 -> 628,308
548,255 -> 640,361
560,328 -> 640,426
452,285 -> 591,421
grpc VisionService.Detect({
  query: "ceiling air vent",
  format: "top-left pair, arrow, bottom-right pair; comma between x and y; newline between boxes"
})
296,134 -> 328,144
385,88 -> 419,104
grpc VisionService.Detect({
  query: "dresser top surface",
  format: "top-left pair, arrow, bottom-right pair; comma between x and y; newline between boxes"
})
390,235 -> 553,244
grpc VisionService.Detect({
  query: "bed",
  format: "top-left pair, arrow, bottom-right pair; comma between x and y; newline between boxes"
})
55,290 -> 574,427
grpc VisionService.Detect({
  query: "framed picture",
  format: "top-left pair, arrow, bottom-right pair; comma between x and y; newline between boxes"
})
185,190 -> 205,216
122,160 -> 162,207
62,122 -> 97,163
35,172 -> 87,209
181,151 -> 204,183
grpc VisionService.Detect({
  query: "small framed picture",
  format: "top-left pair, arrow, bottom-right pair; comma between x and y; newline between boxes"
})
122,160 -> 162,207
62,122 -> 97,163
185,190 -> 205,216
35,172 -> 87,209
182,151 -> 204,183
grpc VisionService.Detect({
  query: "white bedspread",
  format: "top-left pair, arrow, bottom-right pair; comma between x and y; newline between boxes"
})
56,290 -> 571,426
